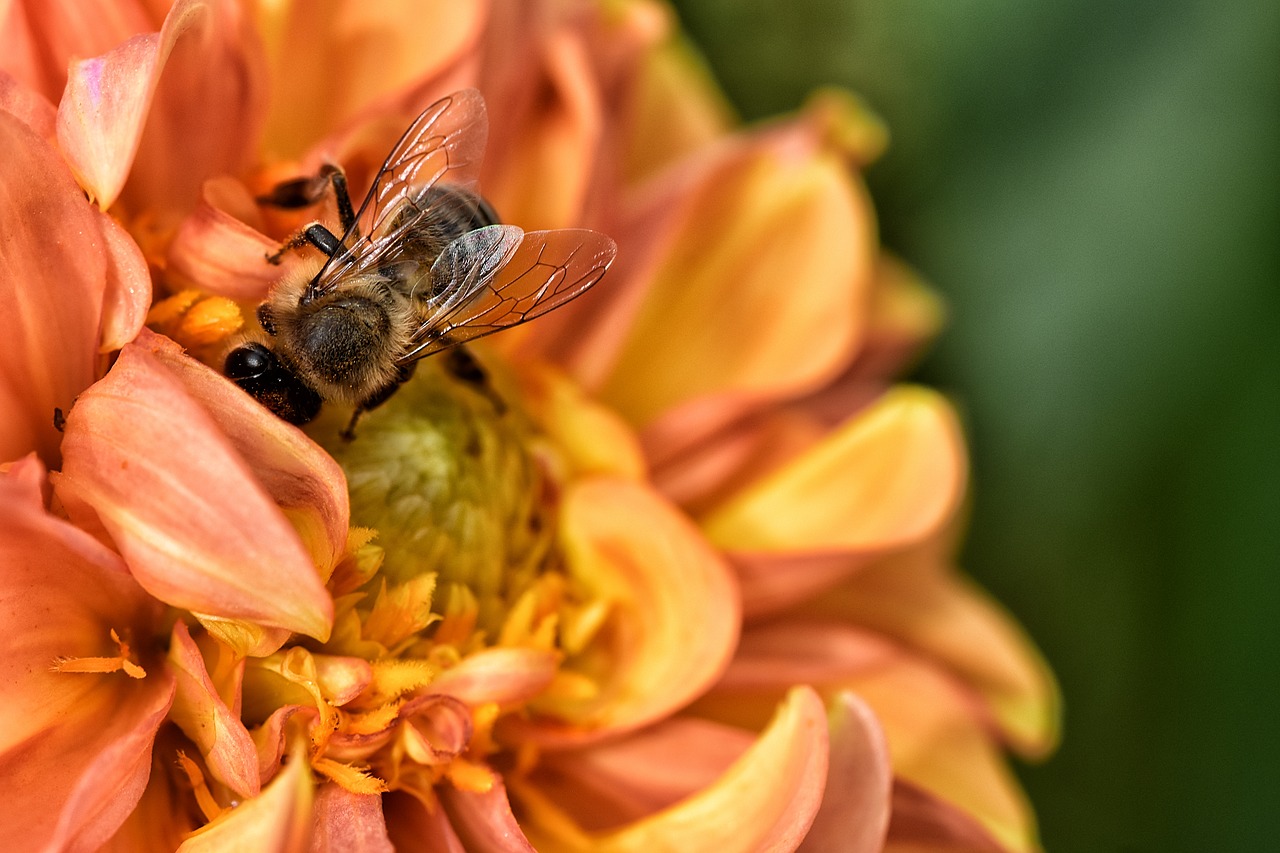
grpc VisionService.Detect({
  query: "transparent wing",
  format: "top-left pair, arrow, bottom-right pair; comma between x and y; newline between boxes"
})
397,229 -> 619,364
307,89 -> 489,297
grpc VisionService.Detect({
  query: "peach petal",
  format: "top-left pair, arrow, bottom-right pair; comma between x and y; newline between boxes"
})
0,110 -> 109,465
528,687 -> 829,853
515,477 -> 738,746
177,741 -> 314,853
252,705 -> 318,785
0,470 -> 175,851
595,136 -> 874,427
58,0 -> 267,213
57,337 -> 334,640
440,773 -> 536,853
96,207 -> 153,351
702,386 -> 966,554
798,692 -> 893,853
0,70 -> 56,139
166,176 -> 282,300
533,718 -> 754,830
0,0 -> 154,103
731,551 -> 875,621
313,654 -> 375,706
138,328 -> 350,579
101,747 -> 198,851
256,0 -> 484,158
885,781 -> 1008,853
697,622 -> 1038,852
384,791 -> 466,853
803,547 -> 1061,758
312,783 -> 394,853
430,647 -> 560,708
167,620 -> 260,799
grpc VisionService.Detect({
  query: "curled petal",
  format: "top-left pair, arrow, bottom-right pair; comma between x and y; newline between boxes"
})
56,336 -> 334,640
177,740 -> 314,853
799,692 -> 893,853
441,773 -> 536,853
96,208 -> 153,351
532,718 -> 754,830
137,328 -> 350,579
312,783 -> 394,853
886,781 -> 1008,853
803,545 -> 1061,758
521,687 -> 829,853
702,386 -> 966,553
703,621 -> 1039,853
166,176 -> 282,300
58,0 -> 267,212
592,132 -> 874,426
0,111 -> 110,465
167,620 -> 260,799
0,465 -> 175,851
515,477 -> 738,745
430,647 -> 560,708
0,0 -> 154,103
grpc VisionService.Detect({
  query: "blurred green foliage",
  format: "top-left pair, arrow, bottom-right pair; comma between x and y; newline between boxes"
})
671,1 -> 1279,850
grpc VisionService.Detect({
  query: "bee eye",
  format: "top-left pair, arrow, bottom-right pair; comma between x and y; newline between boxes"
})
257,304 -> 278,335
225,343 -> 274,379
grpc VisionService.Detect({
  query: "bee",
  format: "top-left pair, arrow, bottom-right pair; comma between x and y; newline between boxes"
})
224,89 -> 617,437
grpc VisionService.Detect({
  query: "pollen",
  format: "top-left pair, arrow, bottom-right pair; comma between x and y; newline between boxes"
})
146,289 -> 244,350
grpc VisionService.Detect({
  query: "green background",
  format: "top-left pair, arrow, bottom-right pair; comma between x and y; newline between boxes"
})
671,1 -> 1279,850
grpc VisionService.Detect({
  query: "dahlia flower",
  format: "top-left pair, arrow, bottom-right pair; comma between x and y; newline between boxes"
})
0,1 -> 1058,851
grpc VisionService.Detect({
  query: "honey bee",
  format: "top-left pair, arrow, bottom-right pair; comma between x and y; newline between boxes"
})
224,89 -> 616,437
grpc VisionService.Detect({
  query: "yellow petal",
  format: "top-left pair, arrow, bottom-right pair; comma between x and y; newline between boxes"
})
598,134 -> 875,427
513,477 -> 738,745
178,740 -> 314,852
702,386 -> 965,553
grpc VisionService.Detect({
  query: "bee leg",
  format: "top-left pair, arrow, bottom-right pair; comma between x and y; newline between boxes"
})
267,222 -> 343,265
444,347 -> 506,415
257,165 -> 356,235
340,363 -> 419,441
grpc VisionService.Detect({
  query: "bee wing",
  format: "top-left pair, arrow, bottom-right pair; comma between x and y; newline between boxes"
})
309,89 -> 488,295
397,229 -> 619,364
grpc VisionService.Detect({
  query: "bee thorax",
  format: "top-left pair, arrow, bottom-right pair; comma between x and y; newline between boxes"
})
288,293 -> 408,400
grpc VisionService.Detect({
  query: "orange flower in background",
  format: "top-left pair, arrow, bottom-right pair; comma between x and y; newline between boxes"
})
0,1 -> 1058,851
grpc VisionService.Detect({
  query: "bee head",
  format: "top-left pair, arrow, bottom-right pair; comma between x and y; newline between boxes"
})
224,342 -> 323,425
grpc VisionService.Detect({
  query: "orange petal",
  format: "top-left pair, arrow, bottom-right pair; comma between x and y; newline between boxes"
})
885,780 -> 1009,853
0,71 -> 57,139
255,0 -> 484,159
0,110 -> 111,466
0,463 -> 176,852
138,328 -> 350,579
703,621 -> 1039,853
58,0 -> 267,214
802,544 -> 1061,758
384,790 -> 467,852
512,477 -> 738,746
799,692 -> 893,853
702,386 -> 966,553
441,773 -> 537,853
56,336 -> 334,640
177,740 -> 314,852
166,177 -> 282,300
0,0 -> 154,103
594,128 -> 875,427
520,687 -> 829,853
96,207 -> 153,351
312,783 -> 394,853
430,647 -> 560,708
532,717 -> 754,830
167,620 -> 260,799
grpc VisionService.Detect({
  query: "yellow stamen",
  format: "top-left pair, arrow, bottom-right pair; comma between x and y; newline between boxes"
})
431,583 -> 479,648
51,628 -> 146,678
177,295 -> 243,345
360,658 -> 436,706
362,575 -> 439,652
470,702 -> 501,756
176,751 -> 225,823
343,701 -> 403,736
